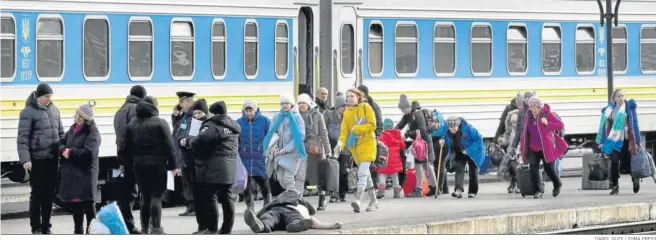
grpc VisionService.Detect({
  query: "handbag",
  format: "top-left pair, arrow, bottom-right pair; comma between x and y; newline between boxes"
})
347,106 -> 367,147
410,129 -> 428,161
588,153 -> 610,181
304,113 -> 324,157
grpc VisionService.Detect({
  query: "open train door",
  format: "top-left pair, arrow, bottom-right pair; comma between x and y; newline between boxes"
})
294,6 -> 318,98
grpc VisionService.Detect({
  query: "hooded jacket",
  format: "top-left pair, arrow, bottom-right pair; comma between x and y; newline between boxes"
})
190,114 -> 241,184
442,117 -> 486,167
519,104 -> 568,163
358,85 -> 384,137
237,108 -> 271,178
494,98 -> 518,142
17,91 -> 65,163
377,129 -> 406,174
113,95 -> 141,165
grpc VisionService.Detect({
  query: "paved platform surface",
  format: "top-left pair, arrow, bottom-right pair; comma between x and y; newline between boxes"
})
2,176 -> 655,234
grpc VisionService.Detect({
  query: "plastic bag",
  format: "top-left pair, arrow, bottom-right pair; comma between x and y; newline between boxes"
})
234,155 -> 248,194
96,202 -> 129,234
88,218 -> 111,234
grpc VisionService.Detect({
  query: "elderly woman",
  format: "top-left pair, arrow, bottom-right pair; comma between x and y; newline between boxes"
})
596,89 -> 642,195
57,102 -> 101,234
263,94 -> 307,195
335,88 -> 378,213
297,93 -> 331,209
519,96 -> 568,199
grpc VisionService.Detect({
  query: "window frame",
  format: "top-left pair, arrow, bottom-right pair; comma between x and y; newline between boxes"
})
575,24 -> 596,76
82,15 -> 111,82
127,16 -> 154,82
470,22 -> 493,77
35,14 -> 65,82
541,23 -> 563,76
169,17 -> 195,81
340,22 -> 355,77
0,13 -> 16,82
611,24 -> 628,74
243,19 -> 259,80
367,21 -> 384,78
274,20 -> 289,80
433,22 -> 457,77
506,23 -> 528,76
640,24 -> 656,74
211,18 -> 227,80
394,21 -> 419,78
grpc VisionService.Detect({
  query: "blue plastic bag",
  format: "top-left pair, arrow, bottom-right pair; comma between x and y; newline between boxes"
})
346,132 -> 357,147
96,202 -> 129,234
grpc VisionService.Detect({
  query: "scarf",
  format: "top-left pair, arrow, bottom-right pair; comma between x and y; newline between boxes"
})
596,102 -> 627,154
263,109 -> 308,160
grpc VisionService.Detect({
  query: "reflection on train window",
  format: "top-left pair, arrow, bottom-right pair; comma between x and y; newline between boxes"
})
128,19 -> 153,80
0,17 -> 15,80
471,24 -> 492,75
395,23 -> 418,75
368,23 -> 383,76
341,24 -> 354,75
541,26 -> 562,74
640,26 -> 656,72
244,20 -> 258,78
170,20 -> 194,80
433,23 -> 456,75
275,22 -> 288,78
36,17 -> 64,80
612,26 -> 627,73
83,18 -> 110,80
507,25 -> 527,75
575,26 -> 595,74
211,20 -> 226,79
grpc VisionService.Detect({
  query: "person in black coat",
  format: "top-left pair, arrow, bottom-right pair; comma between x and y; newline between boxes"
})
57,102 -> 101,234
119,96 -> 179,234
188,101 -> 241,234
172,91 -> 197,216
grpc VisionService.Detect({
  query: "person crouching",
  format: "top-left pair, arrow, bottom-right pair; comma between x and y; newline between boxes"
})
439,117 -> 485,199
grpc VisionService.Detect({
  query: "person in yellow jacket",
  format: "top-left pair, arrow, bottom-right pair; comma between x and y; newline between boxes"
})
334,88 -> 378,213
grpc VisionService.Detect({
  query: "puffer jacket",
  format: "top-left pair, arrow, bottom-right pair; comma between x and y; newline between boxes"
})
377,129 -> 406,175
519,104 -> 568,163
494,98 -> 518,142
17,91 -> 65,163
443,117 -> 486,167
113,95 -> 140,165
237,108 -> 271,178
57,121 -> 101,202
190,114 -> 241,184
339,102 -> 377,163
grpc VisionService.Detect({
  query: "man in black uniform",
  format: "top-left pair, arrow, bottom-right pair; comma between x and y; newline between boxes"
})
172,91 -> 197,216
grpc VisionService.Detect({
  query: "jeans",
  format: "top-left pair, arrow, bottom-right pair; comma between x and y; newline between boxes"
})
527,149 -> 562,192
193,182 -> 235,232
454,151 -> 479,194
29,158 -> 58,232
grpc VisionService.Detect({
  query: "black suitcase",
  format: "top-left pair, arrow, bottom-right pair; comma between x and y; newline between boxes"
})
318,157 -> 340,192
517,164 -> 544,197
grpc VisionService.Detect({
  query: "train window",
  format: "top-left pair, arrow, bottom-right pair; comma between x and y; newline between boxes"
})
433,24 -> 456,75
612,26 -> 627,73
368,23 -> 383,76
541,26 -> 562,74
395,23 -> 418,76
36,17 -> 64,81
170,20 -> 194,80
212,20 -> 226,79
575,26 -> 595,74
341,24 -> 354,75
1,16 -> 15,81
471,24 -> 492,75
275,22 -> 288,78
507,25 -> 527,75
640,26 -> 656,72
128,19 -> 153,80
83,17 -> 110,81
244,20 -> 258,78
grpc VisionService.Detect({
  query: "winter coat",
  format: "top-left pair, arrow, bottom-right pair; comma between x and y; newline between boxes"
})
237,108 -> 271,178
377,129 -> 406,175
119,100 -> 177,170
430,110 -> 449,137
17,91 -> 65,163
269,107 -> 306,169
57,122 -> 101,202
493,98 -> 518,142
315,99 -> 330,114
300,107 -> 331,157
394,101 -> 435,163
256,194 -> 316,218
596,99 -> 641,156
498,109 -> 520,150
189,114 -> 241,184
443,117 -> 486,167
172,108 -> 194,168
339,102 -> 377,163
113,95 -> 140,165
519,104 -> 568,163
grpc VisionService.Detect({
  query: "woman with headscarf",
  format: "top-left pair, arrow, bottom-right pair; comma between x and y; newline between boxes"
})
596,89 -> 642,195
57,102 -> 100,234
334,88 -> 378,213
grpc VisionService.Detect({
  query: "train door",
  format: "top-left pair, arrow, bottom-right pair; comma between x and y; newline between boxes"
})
296,7 -> 314,97
336,6 -> 357,93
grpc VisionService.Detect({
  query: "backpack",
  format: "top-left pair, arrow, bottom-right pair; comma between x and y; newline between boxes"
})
374,140 -> 389,169
551,112 -> 566,138
421,109 -> 439,134
410,129 -> 428,161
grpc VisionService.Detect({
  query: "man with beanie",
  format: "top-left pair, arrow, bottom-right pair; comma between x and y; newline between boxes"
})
323,94 -> 349,202
172,91 -> 197,216
17,83 -> 65,234
113,85 -> 146,234
237,100 -> 273,211
439,116 -> 485,199
315,87 -> 331,114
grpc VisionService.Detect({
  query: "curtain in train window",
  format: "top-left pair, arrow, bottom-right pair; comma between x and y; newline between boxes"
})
1,17 -> 15,80
128,20 -> 153,79
83,18 -> 110,80
507,26 -> 527,74
170,21 -> 194,79
541,26 -> 561,74
395,24 -> 418,75
575,26 -> 595,74
433,24 -> 455,75
212,20 -> 226,78
341,24 -> 354,75
471,25 -> 492,74
244,21 -> 258,77
368,23 -> 383,75
36,18 -> 64,79
640,26 -> 656,72
275,22 -> 288,78
611,26 -> 627,73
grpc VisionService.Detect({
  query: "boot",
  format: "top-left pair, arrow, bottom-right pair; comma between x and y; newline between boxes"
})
406,188 -> 423,198
74,226 -> 84,235
150,228 -> 165,234
351,187 -> 365,213
317,191 -> 327,211
244,209 -> 266,233
393,186 -> 402,198
633,178 -> 640,194
610,184 -> 619,195
451,189 -> 463,198
376,183 -> 386,199
179,203 -> 195,216
426,186 -> 437,197
263,193 -> 272,206
365,189 -> 379,212
141,223 -> 150,235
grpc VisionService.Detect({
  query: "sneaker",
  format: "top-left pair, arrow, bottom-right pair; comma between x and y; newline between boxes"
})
451,189 -> 463,199
468,193 -> 476,198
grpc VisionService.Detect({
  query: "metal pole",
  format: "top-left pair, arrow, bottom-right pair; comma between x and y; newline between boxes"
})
605,0 -> 614,103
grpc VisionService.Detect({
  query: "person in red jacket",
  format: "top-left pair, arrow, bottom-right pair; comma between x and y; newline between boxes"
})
376,119 -> 406,199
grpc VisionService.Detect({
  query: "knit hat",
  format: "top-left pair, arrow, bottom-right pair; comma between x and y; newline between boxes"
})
398,94 -> 411,110
524,90 -> 536,100
446,116 -> 461,128
297,93 -> 313,105
210,101 -> 227,115
279,93 -> 295,105
528,96 -> 544,108
76,103 -> 95,121
334,95 -> 346,108
129,85 -> 147,99
36,83 -> 53,98
243,100 -> 258,111
192,99 -> 209,115
383,118 -> 394,130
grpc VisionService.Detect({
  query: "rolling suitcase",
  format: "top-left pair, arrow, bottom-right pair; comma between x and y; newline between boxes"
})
581,152 -> 610,190
516,164 -> 544,197
318,157 -> 340,192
